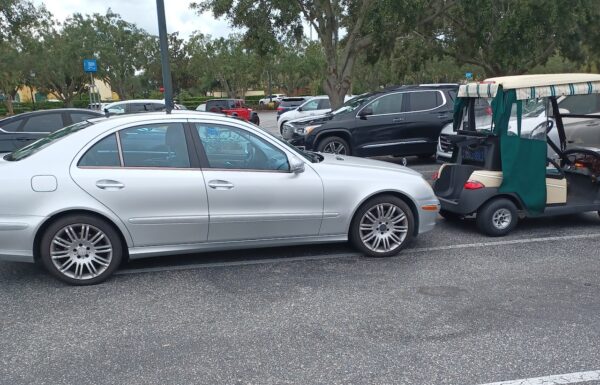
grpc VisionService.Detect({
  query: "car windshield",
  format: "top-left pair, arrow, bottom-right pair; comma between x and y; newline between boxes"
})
331,93 -> 371,115
4,121 -> 92,161
255,126 -> 320,163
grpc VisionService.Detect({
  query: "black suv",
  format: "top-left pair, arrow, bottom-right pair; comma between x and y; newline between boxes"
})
0,108 -> 103,153
281,84 -> 457,158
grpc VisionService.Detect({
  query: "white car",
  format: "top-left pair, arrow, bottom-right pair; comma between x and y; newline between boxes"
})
103,99 -> 184,115
277,95 -> 355,132
277,96 -> 331,132
258,94 -> 286,106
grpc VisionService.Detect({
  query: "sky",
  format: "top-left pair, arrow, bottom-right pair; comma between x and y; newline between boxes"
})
33,0 -> 236,39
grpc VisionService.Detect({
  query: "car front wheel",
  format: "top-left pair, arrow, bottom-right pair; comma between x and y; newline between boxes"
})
350,195 -> 414,257
40,215 -> 123,285
317,136 -> 351,155
475,198 -> 518,236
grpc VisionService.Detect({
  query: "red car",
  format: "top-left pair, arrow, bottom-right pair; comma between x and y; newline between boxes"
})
206,99 -> 260,125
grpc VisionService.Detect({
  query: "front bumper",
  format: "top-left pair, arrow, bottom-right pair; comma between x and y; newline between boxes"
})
416,199 -> 440,234
0,215 -> 45,263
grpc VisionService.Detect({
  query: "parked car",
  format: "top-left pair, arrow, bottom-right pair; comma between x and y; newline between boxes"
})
0,108 -> 103,153
277,97 -> 310,118
282,84 -> 458,157
259,94 -> 286,106
437,93 -> 600,161
196,103 -> 206,111
277,95 -> 355,133
0,111 -> 439,284
103,99 -> 185,115
206,98 -> 260,125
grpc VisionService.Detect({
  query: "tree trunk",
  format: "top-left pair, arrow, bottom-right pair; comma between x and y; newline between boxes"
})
5,94 -> 14,115
322,72 -> 348,110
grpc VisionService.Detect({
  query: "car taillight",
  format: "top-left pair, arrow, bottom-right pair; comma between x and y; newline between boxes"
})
432,171 -> 439,181
277,107 -> 283,111
464,180 -> 485,190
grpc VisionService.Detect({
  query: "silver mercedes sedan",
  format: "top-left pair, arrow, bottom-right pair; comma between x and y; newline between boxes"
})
0,111 -> 439,284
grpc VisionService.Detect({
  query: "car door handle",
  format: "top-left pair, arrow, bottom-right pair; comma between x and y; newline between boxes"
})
96,180 -> 125,190
392,117 -> 404,123
208,180 -> 234,190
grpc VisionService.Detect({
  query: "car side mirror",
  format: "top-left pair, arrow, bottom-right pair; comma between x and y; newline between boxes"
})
558,108 -> 570,115
358,107 -> 373,119
297,107 -> 303,112
289,155 -> 305,174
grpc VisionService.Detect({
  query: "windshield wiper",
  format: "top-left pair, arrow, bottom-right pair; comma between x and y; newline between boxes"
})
305,151 -> 323,163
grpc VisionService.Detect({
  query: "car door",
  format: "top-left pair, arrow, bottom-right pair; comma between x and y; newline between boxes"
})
398,90 -> 450,155
353,92 -> 408,157
70,120 -> 209,247
13,111 -> 66,150
191,120 -> 324,242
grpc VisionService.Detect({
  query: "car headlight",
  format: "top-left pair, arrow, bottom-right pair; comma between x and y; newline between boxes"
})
294,124 -> 321,135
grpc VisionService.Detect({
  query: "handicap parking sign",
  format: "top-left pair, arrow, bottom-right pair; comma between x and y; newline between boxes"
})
83,59 -> 97,73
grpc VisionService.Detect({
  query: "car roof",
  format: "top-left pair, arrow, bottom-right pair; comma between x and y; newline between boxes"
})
86,110 -> 230,124
0,108 -> 103,122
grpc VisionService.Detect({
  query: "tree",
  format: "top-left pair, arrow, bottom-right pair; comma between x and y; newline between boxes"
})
428,0 -> 595,76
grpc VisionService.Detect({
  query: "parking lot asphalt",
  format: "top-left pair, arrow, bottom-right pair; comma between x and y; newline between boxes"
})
2,112 -> 600,384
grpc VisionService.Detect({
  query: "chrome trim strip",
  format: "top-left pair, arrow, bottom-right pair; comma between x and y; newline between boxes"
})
209,213 -> 323,223
128,216 -> 209,225
115,132 -> 125,167
0,223 -> 29,231
362,140 -> 428,149
78,166 -> 202,171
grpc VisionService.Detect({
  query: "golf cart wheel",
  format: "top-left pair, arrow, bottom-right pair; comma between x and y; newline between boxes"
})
439,209 -> 462,221
349,195 -> 414,257
39,214 -> 123,285
475,198 -> 518,236
317,136 -> 351,155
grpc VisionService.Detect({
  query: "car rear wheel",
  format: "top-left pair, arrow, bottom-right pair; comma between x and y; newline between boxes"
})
317,136 -> 350,155
40,215 -> 123,285
475,198 -> 518,236
350,195 -> 414,257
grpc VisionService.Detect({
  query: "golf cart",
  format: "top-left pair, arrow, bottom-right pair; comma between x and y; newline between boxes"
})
433,74 -> 600,236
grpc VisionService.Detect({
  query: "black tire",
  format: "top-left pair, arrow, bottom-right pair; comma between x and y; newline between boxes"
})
251,116 -> 260,125
349,195 -> 414,257
279,121 -> 288,134
439,209 -> 462,221
475,198 -> 518,236
39,214 -> 123,285
317,136 -> 351,155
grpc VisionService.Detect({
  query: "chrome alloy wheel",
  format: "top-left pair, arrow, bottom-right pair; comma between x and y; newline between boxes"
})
322,141 -> 347,155
50,224 -> 113,280
492,208 -> 512,230
359,203 -> 408,253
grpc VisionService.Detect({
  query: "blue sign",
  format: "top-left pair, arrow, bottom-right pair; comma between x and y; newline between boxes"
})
83,59 -> 97,73
465,72 -> 473,80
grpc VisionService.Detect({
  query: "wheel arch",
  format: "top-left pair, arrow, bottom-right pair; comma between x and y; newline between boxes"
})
477,193 -> 525,213
348,190 -> 420,237
314,129 -> 352,149
33,209 -> 131,263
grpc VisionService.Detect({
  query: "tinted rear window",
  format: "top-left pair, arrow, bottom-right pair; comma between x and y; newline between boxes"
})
0,118 -> 22,132
280,98 -> 307,107
407,91 -> 442,112
23,113 -> 64,132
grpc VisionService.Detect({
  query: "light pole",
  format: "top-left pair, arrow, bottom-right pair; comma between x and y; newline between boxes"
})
156,0 -> 174,113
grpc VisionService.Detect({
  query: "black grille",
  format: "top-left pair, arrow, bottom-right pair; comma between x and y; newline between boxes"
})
439,134 -> 453,153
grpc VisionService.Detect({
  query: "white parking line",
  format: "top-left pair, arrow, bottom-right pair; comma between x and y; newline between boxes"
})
116,232 -> 600,275
476,369 -> 600,385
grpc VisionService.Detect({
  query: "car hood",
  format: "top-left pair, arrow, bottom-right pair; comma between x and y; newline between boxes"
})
289,113 -> 333,126
315,153 -> 422,177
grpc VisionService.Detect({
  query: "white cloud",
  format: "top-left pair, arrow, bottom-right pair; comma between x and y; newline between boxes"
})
33,0 -> 237,39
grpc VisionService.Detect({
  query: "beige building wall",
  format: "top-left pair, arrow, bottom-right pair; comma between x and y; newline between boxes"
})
14,79 -> 116,102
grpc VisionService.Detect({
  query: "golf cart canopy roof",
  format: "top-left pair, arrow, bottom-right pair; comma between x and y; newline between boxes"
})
458,73 -> 600,100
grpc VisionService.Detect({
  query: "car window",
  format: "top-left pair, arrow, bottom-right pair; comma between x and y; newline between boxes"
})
302,99 -> 320,111
71,112 -> 100,124
369,93 -> 404,115
107,104 -> 125,114
558,94 -> 600,115
318,99 -> 331,110
407,91 -> 442,112
119,123 -> 190,168
148,103 -> 165,112
22,113 -> 64,132
128,103 -> 147,113
195,123 -> 289,171
0,118 -> 22,132
78,134 -> 121,167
